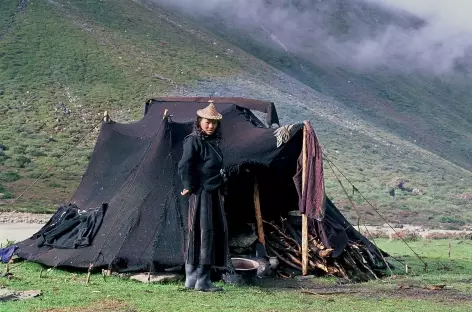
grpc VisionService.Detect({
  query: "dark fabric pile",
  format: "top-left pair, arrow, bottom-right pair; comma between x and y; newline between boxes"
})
32,203 -> 107,249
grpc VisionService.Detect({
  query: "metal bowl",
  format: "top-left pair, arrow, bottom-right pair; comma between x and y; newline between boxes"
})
222,257 -> 260,285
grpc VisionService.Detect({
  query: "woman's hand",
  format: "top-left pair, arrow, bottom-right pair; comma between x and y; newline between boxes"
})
181,189 -> 190,196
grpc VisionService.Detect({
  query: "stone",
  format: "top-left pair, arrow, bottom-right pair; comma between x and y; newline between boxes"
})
129,272 -> 184,284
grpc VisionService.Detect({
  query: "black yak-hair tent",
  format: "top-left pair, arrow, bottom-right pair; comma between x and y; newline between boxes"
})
16,97 -> 389,280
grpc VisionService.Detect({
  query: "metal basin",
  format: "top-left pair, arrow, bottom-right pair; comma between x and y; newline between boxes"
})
222,257 -> 260,285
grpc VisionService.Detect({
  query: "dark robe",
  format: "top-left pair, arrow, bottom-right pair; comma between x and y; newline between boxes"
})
178,132 -> 229,267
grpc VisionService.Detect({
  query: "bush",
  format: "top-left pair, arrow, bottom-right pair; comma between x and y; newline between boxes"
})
28,150 -> 47,157
48,182 -> 64,188
0,171 -> 21,182
439,216 -> 466,226
13,145 -> 27,154
0,183 -> 13,199
14,155 -> 32,168
389,229 -> 421,242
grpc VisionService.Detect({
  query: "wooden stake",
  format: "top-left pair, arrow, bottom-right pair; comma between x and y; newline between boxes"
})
103,111 -> 111,123
163,109 -> 169,119
86,263 -> 93,285
253,178 -> 266,247
448,242 -> 451,259
301,122 -> 309,276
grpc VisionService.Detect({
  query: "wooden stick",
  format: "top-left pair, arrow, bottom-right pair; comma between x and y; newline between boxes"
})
301,122 -> 309,275
86,263 -> 93,285
253,178 -> 266,248
263,221 -> 300,251
301,289 -> 358,296
267,245 -> 302,271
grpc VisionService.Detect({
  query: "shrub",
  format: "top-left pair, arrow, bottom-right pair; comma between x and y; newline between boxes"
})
439,216 -> 466,226
0,171 -> 21,182
14,155 -> 32,168
389,229 -> 421,242
48,182 -> 64,188
13,145 -> 27,154
0,183 -> 13,199
28,150 -> 47,157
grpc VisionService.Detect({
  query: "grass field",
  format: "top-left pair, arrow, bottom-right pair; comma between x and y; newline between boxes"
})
2,239 -> 472,311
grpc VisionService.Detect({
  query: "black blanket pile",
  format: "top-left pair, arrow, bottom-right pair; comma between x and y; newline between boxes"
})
32,203 -> 107,249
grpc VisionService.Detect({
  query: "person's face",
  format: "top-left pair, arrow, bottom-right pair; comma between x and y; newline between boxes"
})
199,118 -> 218,135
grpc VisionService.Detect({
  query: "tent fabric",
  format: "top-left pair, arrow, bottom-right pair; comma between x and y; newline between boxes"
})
16,98 -> 294,272
145,97 -> 280,126
15,97 -> 379,272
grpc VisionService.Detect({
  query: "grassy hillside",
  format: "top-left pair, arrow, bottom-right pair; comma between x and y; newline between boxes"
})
0,0 -> 240,212
0,0 -> 471,228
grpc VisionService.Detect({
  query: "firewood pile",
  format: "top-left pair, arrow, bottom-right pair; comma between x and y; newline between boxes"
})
263,219 -> 390,282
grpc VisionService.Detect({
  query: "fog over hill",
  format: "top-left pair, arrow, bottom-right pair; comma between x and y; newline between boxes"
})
151,0 -> 472,172
156,0 -> 472,77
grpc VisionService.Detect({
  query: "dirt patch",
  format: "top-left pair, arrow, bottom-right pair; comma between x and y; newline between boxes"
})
361,224 -> 472,240
0,211 -> 52,224
40,299 -> 134,312
356,284 -> 470,303
258,277 -> 472,303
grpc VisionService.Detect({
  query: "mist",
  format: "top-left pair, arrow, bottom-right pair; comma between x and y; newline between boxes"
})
154,0 -> 472,76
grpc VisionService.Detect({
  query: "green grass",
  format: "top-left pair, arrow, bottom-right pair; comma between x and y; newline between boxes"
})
2,239 -> 472,311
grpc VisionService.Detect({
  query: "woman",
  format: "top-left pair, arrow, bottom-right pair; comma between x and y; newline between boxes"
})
178,102 -> 229,292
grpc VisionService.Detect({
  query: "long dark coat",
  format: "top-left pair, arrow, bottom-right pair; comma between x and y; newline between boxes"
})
178,132 -> 229,267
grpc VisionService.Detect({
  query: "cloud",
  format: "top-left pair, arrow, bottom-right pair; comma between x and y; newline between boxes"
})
355,0 -> 472,74
154,0 -> 472,76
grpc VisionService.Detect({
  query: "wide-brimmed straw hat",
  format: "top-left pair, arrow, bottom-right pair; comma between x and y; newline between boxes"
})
196,101 -> 222,120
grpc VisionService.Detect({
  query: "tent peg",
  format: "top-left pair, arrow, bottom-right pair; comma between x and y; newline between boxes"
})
86,263 -> 94,285
103,111 -> 111,123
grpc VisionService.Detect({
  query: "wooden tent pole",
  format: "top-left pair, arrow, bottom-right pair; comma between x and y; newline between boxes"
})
253,177 -> 266,248
301,122 -> 309,276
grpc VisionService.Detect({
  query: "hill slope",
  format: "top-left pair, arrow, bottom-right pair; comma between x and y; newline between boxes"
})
0,0 -> 471,228
160,0 -> 472,171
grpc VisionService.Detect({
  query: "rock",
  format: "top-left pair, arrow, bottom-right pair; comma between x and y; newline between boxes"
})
129,273 -> 184,284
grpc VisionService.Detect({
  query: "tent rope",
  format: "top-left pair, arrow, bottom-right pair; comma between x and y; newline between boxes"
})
0,118 -> 104,216
324,158 -> 401,273
323,153 -> 428,270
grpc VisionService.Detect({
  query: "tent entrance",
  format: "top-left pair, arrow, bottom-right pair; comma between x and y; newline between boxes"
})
224,160 -> 300,258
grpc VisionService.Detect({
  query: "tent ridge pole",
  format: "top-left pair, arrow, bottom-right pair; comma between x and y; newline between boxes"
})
253,177 -> 266,249
301,121 -> 309,276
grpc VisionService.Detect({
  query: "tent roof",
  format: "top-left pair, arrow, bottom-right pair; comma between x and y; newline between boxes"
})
145,97 -> 280,126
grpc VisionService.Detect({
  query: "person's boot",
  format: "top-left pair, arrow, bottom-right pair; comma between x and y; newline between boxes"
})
184,263 -> 197,289
195,265 -> 224,292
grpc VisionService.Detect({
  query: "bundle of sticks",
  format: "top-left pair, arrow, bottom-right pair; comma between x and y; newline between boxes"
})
263,219 -> 390,282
